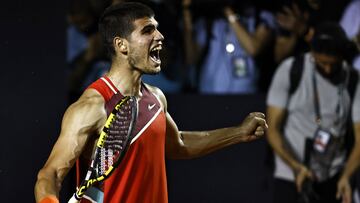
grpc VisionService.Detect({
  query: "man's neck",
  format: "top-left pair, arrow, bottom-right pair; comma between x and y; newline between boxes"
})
106,63 -> 143,97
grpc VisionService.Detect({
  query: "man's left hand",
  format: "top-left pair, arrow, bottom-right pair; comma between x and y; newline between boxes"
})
239,112 -> 268,142
336,176 -> 352,203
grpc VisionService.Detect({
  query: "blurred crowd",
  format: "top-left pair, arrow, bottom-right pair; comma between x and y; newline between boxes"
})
65,0 -> 360,100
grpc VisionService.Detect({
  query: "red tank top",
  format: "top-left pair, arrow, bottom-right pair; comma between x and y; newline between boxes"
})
77,76 -> 168,203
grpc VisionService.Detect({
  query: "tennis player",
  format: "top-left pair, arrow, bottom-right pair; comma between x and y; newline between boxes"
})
34,2 -> 268,203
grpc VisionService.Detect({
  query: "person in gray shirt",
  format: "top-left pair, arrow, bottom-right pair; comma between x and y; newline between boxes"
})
267,22 -> 360,203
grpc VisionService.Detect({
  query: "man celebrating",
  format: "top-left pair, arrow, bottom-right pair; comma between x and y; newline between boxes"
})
34,2 -> 267,203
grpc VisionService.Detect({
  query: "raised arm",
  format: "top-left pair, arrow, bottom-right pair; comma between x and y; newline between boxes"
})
224,6 -> 273,57
182,0 -> 202,66
274,3 -> 311,63
165,111 -> 267,159
34,89 -> 106,203
148,86 -> 268,159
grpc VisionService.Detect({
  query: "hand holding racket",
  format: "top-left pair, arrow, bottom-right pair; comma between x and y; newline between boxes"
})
68,96 -> 137,203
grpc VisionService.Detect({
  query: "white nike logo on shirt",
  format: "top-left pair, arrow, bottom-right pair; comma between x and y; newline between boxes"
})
148,103 -> 156,110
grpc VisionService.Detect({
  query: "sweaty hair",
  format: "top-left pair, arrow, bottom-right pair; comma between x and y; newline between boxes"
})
99,2 -> 154,57
310,22 -> 351,58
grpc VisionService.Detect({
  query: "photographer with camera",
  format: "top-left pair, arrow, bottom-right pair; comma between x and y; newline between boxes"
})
266,22 -> 360,203
182,0 -> 276,94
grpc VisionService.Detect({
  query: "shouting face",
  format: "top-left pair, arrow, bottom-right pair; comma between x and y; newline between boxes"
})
126,17 -> 164,75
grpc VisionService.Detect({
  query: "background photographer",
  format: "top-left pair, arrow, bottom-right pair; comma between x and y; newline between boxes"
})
266,22 -> 360,203
182,0 -> 276,94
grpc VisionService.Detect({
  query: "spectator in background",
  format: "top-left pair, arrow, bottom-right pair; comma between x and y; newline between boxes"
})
340,0 -> 360,71
340,2 -> 360,202
273,1 -> 310,64
183,0 -> 276,94
267,22 -> 360,203
274,0 -> 350,64
67,0 -> 111,103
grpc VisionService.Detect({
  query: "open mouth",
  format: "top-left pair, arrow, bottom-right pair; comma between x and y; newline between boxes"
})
149,46 -> 161,64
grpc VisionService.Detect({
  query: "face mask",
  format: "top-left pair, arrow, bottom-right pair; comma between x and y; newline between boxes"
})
315,62 -> 343,84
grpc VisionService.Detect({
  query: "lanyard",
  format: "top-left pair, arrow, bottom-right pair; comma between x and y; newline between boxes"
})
311,68 -> 347,127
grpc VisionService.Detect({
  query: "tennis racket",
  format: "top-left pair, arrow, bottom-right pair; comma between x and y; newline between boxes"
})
68,96 -> 138,203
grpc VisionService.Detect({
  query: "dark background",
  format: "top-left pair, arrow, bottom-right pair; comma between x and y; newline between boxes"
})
0,1 -> 273,202
166,94 -> 272,203
0,0 -> 68,202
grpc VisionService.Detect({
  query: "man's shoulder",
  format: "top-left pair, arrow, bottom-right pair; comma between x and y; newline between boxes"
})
81,88 -> 106,102
63,89 -> 107,132
71,89 -> 106,112
144,83 -> 164,97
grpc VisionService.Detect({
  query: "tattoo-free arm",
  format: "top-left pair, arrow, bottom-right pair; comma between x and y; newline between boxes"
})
224,7 -> 273,57
149,85 -> 267,159
336,122 -> 360,203
34,90 -> 106,202
340,122 -> 360,179
182,0 -> 202,66
165,112 -> 267,159
266,106 -> 302,171
267,105 -> 313,192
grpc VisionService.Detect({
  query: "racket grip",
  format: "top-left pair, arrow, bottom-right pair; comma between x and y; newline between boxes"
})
67,194 -> 80,203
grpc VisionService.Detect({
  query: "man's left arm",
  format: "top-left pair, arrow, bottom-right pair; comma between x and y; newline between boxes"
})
337,122 -> 360,203
337,78 -> 360,203
165,111 -> 267,159
150,86 -> 268,160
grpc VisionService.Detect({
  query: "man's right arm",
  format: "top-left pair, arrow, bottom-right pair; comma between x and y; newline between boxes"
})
34,89 -> 106,203
266,106 -> 301,170
266,105 -> 311,192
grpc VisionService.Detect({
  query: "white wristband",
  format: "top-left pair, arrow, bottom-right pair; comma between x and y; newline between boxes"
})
227,14 -> 237,23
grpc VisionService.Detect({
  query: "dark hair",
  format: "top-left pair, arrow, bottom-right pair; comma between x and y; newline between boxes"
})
99,2 -> 154,57
310,22 -> 352,59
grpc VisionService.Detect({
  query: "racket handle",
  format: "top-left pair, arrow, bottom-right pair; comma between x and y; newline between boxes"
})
68,194 -> 80,203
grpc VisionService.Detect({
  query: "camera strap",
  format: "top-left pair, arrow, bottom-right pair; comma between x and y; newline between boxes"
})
312,70 -> 322,126
311,68 -> 345,128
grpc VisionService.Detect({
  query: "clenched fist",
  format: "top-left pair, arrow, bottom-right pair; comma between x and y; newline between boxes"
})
238,112 -> 268,142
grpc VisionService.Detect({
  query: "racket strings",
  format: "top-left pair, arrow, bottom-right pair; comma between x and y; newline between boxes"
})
106,114 -> 133,149
97,148 -> 117,175
73,97 -> 137,201
97,97 -> 136,175
99,148 -> 106,175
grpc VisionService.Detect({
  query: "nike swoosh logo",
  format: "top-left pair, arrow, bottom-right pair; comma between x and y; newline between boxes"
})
148,103 -> 156,110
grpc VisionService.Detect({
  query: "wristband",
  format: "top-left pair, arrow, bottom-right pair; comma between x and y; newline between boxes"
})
227,14 -> 238,23
39,195 -> 59,203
